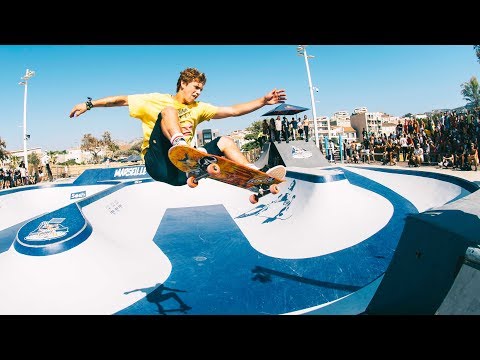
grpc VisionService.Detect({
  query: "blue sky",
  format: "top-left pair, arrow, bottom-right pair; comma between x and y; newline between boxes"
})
1,45 -> 478,152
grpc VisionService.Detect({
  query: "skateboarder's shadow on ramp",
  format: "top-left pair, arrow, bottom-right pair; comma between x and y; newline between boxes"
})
124,283 -> 192,315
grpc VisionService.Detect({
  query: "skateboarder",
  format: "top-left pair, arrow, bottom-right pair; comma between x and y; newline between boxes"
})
69,67 -> 287,186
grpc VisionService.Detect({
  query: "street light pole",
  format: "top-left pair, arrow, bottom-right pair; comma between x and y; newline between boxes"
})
316,99 -> 331,143
19,69 -> 35,172
297,45 -> 320,148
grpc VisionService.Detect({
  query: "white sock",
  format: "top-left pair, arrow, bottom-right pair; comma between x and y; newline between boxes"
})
246,163 -> 259,170
170,133 -> 186,146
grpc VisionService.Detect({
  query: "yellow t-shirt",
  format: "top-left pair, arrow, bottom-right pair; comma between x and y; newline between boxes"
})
128,93 -> 218,156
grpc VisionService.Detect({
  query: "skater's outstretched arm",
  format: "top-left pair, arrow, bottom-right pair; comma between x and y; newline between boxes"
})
213,88 -> 286,119
69,95 -> 128,118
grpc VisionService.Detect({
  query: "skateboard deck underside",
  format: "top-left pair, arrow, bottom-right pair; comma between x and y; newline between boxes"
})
168,146 -> 282,191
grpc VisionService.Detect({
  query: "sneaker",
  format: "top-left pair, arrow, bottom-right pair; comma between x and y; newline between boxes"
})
266,165 -> 286,180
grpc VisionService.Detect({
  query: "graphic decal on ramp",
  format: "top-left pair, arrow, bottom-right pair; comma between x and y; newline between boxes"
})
236,180 -> 296,223
15,203 -> 92,256
291,146 -> 312,159
25,218 -> 69,241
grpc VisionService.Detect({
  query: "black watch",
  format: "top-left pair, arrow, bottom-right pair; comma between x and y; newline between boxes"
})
85,97 -> 94,110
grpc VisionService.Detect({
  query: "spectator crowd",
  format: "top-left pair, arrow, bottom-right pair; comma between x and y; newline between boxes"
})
343,109 -> 479,171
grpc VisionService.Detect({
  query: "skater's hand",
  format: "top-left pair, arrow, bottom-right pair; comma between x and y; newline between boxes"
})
69,102 -> 89,118
264,89 -> 286,105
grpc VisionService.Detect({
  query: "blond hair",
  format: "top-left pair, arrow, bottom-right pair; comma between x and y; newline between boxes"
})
176,68 -> 207,92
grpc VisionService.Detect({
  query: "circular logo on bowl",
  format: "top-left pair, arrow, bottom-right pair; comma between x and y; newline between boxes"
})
15,203 -> 92,256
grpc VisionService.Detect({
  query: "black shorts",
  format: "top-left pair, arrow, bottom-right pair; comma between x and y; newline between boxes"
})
144,113 -> 223,186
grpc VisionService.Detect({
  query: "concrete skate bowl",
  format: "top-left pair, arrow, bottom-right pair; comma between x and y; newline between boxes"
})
0,164 -> 477,315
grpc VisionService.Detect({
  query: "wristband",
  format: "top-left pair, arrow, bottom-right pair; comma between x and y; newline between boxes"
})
85,97 -> 94,110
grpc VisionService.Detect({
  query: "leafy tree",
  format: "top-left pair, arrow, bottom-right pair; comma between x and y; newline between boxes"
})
0,137 -> 8,163
58,159 -> 78,166
9,155 -> 20,169
81,133 -> 104,164
474,45 -> 480,64
102,131 -> 119,156
241,120 -> 263,151
28,152 -> 41,173
241,141 -> 259,152
244,120 -> 263,140
461,76 -> 480,110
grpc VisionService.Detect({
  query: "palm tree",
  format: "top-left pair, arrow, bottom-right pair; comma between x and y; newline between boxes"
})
28,152 -> 41,174
47,151 -> 57,165
474,45 -> 480,64
10,155 -> 20,169
461,76 -> 480,110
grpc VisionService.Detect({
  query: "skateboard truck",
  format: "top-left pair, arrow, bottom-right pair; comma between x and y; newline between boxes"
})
186,156 -> 220,187
249,183 -> 280,204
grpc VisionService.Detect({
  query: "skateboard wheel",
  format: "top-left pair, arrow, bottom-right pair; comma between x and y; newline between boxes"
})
207,163 -> 221,176
269,184 -> 280,194
249,194 -> 259,204
187,176 -> 198,188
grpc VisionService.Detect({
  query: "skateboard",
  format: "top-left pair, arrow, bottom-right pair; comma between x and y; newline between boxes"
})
168,145 -> 285,204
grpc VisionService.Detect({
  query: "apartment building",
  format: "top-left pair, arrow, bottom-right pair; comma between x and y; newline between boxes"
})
196,128 -> 220,147
330,111 -> 351,127
330,126 -> 357,143
350,111 -> 385,140
353,107 -> 368,114
227,129 -> 250,149
313,116 -> 330,138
